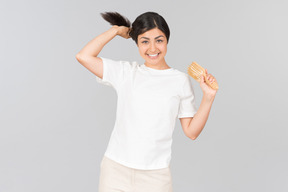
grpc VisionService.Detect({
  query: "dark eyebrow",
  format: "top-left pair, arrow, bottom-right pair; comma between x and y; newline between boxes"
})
140,35 -> 164,40
155,35 -> 164,39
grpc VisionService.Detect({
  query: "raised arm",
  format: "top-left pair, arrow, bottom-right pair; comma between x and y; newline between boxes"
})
75,26 -> 130,79
180,69 -> 218,140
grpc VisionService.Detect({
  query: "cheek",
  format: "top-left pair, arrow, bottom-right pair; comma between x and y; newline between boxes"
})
159,44 -> 167,52
138,47 -> 144,53
138,46 -> 148,54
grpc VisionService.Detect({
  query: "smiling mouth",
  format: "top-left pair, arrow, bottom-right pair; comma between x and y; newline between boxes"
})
148,53 -> 159,56
147,53 -> 160,58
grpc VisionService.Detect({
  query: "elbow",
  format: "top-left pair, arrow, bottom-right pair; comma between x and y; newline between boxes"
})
189,134 -> 197,140
75,53 -> 82,61
76,54 -> 86,64
184,130 -> 197,140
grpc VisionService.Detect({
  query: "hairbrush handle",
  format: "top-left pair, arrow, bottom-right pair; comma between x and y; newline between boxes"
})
203,72 -> 219,90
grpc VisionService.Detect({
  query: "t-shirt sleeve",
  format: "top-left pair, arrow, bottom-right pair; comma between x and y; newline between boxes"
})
95,57 -> 131,91
178,76 -> 198,118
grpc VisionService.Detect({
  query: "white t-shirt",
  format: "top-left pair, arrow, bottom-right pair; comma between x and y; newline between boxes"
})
96,57 -> 198,170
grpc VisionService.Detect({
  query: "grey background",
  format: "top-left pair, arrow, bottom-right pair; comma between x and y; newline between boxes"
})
1,0 -> 287,191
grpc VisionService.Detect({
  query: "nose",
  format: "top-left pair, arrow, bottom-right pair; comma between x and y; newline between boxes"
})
149,42 -> 157,52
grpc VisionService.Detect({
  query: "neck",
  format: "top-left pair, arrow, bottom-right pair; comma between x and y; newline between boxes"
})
144,59 -> 170,70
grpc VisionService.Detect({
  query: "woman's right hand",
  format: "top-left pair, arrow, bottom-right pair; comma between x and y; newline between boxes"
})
112,25 -> 131,39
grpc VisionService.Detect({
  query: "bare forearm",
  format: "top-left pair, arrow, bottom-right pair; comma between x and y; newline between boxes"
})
188,95 -> 215,140
76,26 -> 118,57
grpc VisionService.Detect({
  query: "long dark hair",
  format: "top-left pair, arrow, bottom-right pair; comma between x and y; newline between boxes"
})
101,11 -> 170,44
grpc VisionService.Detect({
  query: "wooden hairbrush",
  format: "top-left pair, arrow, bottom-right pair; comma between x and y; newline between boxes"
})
187,62 -> 219,90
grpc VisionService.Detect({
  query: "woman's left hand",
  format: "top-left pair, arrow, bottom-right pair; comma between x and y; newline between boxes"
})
199,69 -> 218,100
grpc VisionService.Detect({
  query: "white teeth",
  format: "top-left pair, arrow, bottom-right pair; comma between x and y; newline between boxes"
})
148,53 -> 159,57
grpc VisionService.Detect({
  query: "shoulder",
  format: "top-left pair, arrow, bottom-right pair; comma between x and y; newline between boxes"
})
100,57 -> 139,70
171,68 -> 190,83
172,69 -> 196,93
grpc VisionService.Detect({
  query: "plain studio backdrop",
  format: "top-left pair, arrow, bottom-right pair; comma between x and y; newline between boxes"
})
0,0 -> 287,191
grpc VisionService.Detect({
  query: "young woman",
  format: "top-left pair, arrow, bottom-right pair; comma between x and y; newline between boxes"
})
76,11 -> 217,192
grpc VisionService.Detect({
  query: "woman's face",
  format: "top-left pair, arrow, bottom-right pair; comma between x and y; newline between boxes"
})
137,28 -> 167,66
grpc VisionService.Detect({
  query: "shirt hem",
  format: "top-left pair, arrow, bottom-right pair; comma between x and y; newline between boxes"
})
178,112 -> 197,118
104,152 -> 170,170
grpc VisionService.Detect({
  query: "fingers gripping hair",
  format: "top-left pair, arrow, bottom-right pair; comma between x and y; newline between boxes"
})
100,12 -> 131,28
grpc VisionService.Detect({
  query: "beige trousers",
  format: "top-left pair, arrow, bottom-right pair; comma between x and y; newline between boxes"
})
98,156 -> 173,192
